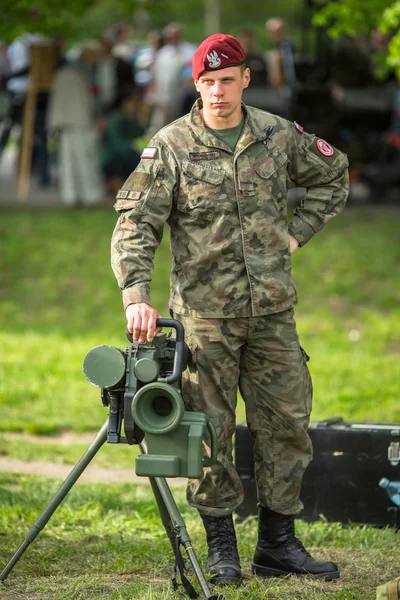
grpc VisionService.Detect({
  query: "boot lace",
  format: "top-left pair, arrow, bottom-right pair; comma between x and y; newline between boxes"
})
269,515 -> 311,557
207,517 -> 238,561
292,537 -> 312,558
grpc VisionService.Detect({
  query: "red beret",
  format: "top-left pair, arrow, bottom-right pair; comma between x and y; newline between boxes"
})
192,34 -> 245,80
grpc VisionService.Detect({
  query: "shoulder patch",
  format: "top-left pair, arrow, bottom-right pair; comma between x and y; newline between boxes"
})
316,138 -> 334,156
294,121 -> 303,133
123,171 -> 150,191
141,147 -> 158,159
308,138 -> 337,167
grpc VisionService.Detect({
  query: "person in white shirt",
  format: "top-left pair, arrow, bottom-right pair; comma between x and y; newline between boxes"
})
47,46 -> 104,206
147,23 -> 195,134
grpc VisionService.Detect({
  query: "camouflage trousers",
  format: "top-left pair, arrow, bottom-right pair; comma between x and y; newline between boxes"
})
173,308 -> 313,518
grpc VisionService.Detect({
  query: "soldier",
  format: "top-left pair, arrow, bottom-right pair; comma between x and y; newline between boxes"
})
111,34 -> 349,586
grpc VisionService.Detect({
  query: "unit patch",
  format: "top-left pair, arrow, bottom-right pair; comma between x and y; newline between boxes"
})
263,126 -> 275,147
189,151 -> 220,161
116,190 -> 142,201
141,147 -> 158,159
316,139 -> 334,156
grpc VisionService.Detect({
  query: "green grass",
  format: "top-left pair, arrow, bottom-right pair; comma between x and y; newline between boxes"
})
0,207 -> 400,598
0,206 -> 399,438
0,432 -> 140,469
0,473 -> 399,599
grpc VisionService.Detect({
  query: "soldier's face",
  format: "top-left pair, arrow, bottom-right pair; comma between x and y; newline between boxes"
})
195,66 -> 250,121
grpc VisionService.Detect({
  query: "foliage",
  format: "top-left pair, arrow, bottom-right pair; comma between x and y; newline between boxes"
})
313,0 -> 400,78
380,2 -> 400,75
0,0 -> 100,42
0,0 -> 304,46
0,0 -> 155,43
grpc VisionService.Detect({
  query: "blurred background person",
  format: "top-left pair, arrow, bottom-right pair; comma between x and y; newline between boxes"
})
0,39 -> 12,136
147,22 -> 195,135
100,87 -> 145,193
265,17 -> 297,91
32,35 -> 66,189
179,60 -> 199,116
239,26 -> 275,118
262,17 -> 297,118
131,30 -> 165,131
47,44 -> 104,206
111,22 -> 135,61
134,29 -> 164,98
0,31 -> 62,188
95,32 -> 135,117
239,27 -> 268,87
0,33 -> 40,158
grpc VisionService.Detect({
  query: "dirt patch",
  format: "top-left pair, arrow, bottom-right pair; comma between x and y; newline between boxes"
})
1,431 -> 98,445
0,457 -> 186,487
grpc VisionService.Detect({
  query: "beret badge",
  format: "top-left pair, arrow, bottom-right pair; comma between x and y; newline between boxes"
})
206,50 -> 222,69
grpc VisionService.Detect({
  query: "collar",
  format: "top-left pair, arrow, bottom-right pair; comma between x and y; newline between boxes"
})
188,98 -> 266,153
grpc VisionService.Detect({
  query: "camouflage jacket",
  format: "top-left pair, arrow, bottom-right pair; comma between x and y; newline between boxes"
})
111,100 -> 349,318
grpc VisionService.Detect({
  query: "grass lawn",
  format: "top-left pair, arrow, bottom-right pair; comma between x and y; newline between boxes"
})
0,206 -> 399,437
1,473 -> 399,600
0,206 -> 399,599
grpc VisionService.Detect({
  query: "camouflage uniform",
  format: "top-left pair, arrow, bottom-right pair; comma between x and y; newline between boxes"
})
111,99 -> 349,517
174,310 -> 313,517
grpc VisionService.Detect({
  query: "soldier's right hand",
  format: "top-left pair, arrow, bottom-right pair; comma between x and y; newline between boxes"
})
125,303 -> 162,344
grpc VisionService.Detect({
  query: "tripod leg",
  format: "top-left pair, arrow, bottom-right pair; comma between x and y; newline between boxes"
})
147,477 -> 176,551
1,419 -> 109,583
140,441 -> 223,600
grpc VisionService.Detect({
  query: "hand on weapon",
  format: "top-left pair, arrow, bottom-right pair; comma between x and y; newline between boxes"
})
125,302 -> 162,343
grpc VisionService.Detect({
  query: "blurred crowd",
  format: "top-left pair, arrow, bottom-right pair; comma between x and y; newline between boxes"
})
0,19 -> 399,205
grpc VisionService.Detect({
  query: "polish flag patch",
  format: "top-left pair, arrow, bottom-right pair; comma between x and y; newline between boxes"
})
141,147 -> 158,159
317,139 -> 334,156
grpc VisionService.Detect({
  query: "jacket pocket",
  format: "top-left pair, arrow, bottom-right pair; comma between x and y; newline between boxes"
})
178,160 -> 225,221
252,151 -> 287,214
299,344 -> 312,415
300,345 -> 310,363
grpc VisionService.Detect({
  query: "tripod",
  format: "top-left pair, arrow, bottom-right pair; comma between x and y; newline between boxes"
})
0,419 -> 222,599
1,320 -> 223,600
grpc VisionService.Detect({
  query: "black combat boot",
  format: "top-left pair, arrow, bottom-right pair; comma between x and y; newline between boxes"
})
252,507 -> 339,580
201,514 -> 242,585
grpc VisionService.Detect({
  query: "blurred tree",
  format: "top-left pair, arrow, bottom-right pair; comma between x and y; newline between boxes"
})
0,0 -> 303,45
313,0 -> 400,77
0,0 -> 91,41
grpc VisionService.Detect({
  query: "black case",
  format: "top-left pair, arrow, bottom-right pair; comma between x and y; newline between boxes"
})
235,418 -> 400,527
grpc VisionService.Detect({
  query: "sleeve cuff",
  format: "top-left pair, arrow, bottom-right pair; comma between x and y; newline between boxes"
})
288,217 -> 318,247
122,285 -> 151,310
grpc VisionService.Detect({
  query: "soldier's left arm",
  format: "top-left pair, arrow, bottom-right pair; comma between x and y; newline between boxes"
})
285,123 -> 349,247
